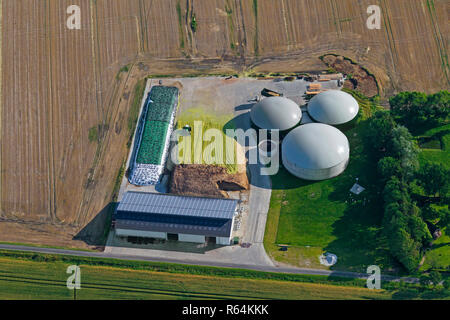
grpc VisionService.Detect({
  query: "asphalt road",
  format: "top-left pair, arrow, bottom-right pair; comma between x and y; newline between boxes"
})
0,243 -> 419,284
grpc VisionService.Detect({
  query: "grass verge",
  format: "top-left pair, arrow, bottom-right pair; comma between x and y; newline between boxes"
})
0,255 -> 394,300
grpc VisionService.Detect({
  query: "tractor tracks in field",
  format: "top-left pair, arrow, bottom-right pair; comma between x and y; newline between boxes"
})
233,0 -> 247,69
44,0 -> 57,223
75,0 -> 106,227
138,0 -> 150,54
378,0 -> 398,90
280,0 -> 292,51
329,0 -> 342,37
75,60 -> 137,229
425,0 -> 449,84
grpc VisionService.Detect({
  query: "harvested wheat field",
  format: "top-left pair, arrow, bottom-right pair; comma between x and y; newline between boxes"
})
0,0 -> 447,248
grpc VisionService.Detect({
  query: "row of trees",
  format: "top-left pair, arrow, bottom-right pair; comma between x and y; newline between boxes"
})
365,109 -> 449,272
382,177 -> 430,271
389,90 -> 449,130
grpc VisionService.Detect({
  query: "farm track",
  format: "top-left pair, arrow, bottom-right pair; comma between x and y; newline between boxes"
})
0,0 -> 448,248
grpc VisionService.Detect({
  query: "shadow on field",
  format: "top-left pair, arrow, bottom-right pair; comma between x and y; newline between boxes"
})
74,202 -> 116,246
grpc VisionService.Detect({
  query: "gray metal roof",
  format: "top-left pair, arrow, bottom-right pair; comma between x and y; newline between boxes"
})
117,192 -> 238,220
307,90 -> 359,125
282,123 -> 349,169
250,97 -> 302,130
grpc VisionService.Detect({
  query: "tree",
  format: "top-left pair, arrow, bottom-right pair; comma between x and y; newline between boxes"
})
426,91 -> 450,123
417,162 -> 449,197
443,279 -> 450,290
420,274 -> 431,287
437,208 -> 450,230
389,90 -> 450,129
382,177 -> 430,272
429,270 -> 442,287
389,228 -> 421,272
378,157 -> 401,180
365,111 -> 395,157
389,91 -> 428,127
388,126 -> 419,179
421,205 -> 443,222
408,206 -> 432,244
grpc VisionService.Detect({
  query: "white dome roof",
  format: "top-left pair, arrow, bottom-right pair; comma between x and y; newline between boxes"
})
282,123 -> 349,170
307,90 -> 359,125
250,97 -> 302,131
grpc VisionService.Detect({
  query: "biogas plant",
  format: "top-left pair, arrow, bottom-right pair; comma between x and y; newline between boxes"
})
250,90 -> 359,181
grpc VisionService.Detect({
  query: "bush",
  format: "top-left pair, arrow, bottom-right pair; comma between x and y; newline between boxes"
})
190,14 -> 197,32
88,126 -> 98,143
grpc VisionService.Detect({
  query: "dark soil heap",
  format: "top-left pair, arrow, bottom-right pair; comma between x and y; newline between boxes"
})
322,55 -> 379,97
170,164 -> 249,198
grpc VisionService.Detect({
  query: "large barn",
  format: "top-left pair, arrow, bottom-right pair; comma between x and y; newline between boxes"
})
114,192 -> 238,245
281,123 -> 350,180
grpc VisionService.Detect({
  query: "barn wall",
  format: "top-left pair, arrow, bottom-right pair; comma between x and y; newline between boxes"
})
178,233 -> 206,243
115,229 -> 167,239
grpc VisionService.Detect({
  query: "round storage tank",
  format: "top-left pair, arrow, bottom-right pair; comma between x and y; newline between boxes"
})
307,90 -> 359,125
250,97 -> 302,131
282,123 -> 350,180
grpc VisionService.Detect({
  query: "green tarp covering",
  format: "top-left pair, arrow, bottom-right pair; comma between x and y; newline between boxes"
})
136,86 -> 178,165
147,86 -> 178,122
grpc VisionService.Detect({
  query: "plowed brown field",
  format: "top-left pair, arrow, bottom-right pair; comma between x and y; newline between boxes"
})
0,0 -> 448,248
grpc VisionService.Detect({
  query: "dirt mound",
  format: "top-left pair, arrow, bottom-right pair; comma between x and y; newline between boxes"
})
170,164 -> 249,198
321,55 -> 379,97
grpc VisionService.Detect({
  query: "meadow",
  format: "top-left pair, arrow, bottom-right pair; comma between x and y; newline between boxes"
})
0,255 -> 393,300
264,92 -> 398,273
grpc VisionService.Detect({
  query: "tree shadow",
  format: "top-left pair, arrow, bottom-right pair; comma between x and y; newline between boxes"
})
322,129 -> 396,272
323,196 -> 391,273
408,121 -> 449,136
431,242 -> 450,249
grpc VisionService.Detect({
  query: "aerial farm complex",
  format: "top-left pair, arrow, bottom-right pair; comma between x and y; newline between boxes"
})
1,1 -> 448,301
111,77 -> 359,246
